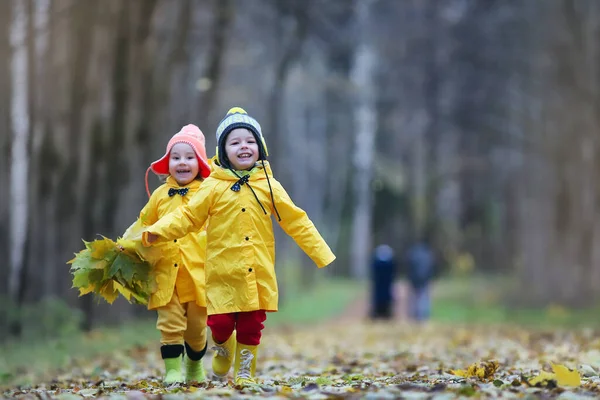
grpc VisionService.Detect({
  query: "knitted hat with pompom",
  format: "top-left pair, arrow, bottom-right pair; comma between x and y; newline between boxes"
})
215,107 -> 268,168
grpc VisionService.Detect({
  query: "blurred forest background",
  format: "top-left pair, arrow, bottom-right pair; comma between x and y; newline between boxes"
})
2,0 -> 600,341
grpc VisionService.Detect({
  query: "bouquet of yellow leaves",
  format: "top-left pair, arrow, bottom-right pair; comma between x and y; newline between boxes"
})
68,219 -> 162,305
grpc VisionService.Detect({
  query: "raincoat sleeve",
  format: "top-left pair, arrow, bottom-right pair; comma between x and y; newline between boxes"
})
119,192 -> 160,241
272,181 -> 336,268
142,183 -> 212,245
119,191 -> 166,266
140,192 -> 160,226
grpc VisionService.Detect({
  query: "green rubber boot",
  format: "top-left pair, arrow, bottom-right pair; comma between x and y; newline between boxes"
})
161,344 -> 184,385
185,356 -> 207,383
163,357 -> 183,384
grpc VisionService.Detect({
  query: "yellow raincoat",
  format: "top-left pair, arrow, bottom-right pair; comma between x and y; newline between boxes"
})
141,176 -> 207,310
144,161 -> 335,315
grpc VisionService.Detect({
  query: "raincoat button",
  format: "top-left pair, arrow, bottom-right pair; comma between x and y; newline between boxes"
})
249,268 -> 253,272
173,239 -> 177,243
242,208 -> 246,212
174,263 -> 178,267
245,237 -> 249,241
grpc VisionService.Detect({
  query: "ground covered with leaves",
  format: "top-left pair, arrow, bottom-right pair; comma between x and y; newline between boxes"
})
4,318 -> 600,399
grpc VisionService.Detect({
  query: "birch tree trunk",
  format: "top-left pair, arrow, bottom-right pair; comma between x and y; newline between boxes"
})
8,0 -> 30,335
0,0 -> 12,338
0,0 -> 12,296
350,0 -> 377,279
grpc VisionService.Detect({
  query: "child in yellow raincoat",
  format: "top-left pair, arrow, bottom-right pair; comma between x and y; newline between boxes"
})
143,108 -> 336,386
138,124 -> 212,384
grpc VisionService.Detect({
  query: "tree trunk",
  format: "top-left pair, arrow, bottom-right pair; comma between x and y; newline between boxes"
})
349,0 -> 377,280
196,0 -> 233,130
0,0 -> 12,307
8,0 -> 31,336
267,0 -> 308,178
65,1 -> 99,330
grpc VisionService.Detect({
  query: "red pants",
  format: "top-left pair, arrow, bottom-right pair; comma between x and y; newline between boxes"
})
208,310 -> 267,346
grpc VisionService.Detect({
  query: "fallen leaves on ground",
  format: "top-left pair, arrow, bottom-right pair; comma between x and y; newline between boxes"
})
450,360 -> 499,381
528,362 -> 581,388
4,321 -> 600,399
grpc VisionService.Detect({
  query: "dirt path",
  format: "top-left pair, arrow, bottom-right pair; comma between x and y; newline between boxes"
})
337,280 -> 410,322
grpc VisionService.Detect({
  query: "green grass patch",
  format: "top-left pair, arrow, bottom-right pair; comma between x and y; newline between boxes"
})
431,274 -> 600,329
267,278 -> 360,326
0,318 -> 159,387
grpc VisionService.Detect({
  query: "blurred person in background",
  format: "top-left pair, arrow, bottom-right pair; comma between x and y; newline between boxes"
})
370,244 -> 396,320
406,238 -> 435,322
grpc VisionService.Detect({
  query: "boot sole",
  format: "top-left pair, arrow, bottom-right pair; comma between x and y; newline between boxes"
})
211,372 -> 228,382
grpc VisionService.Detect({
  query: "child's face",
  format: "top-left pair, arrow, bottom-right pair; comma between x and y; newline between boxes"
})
169,142 -> 199,185
225,128 -> 259,170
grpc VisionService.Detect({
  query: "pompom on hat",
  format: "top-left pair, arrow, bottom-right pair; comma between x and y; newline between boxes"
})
215,107 -> 268,167
145,124 -> 211,197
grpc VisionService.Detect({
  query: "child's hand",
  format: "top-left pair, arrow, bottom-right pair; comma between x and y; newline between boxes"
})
146,233 -> 159,243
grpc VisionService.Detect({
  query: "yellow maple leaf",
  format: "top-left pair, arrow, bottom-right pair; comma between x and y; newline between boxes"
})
451,361 -> 499,381
113,281 -> 132,302
78,285 -> 94,296
89,237 -> 117,259
552,363 -> 581,387
529,364 -> 580,387
98,281 -> 119,304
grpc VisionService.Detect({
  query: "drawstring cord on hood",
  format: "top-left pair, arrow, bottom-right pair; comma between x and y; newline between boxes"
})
229,168 -> 268,216
229,163 -> 281,221
262,160 -> 281,221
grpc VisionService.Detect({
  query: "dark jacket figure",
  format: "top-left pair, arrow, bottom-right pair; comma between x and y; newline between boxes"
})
370,244 -> 396,319
406,242 -> 435,321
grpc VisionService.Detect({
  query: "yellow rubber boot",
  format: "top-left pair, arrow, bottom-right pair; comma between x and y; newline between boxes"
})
211,335 -> 236,380
234,343 -> 258,386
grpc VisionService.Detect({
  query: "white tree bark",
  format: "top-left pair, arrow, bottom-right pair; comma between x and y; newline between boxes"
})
350,0 -> 377,279
9,0 -> 30,303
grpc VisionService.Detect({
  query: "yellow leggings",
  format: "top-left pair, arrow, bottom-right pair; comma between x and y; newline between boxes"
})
156,292 -> 207,352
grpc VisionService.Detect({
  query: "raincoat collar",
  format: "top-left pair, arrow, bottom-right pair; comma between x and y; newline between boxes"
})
209,160 -> 274,181
166,175 -> 202,190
